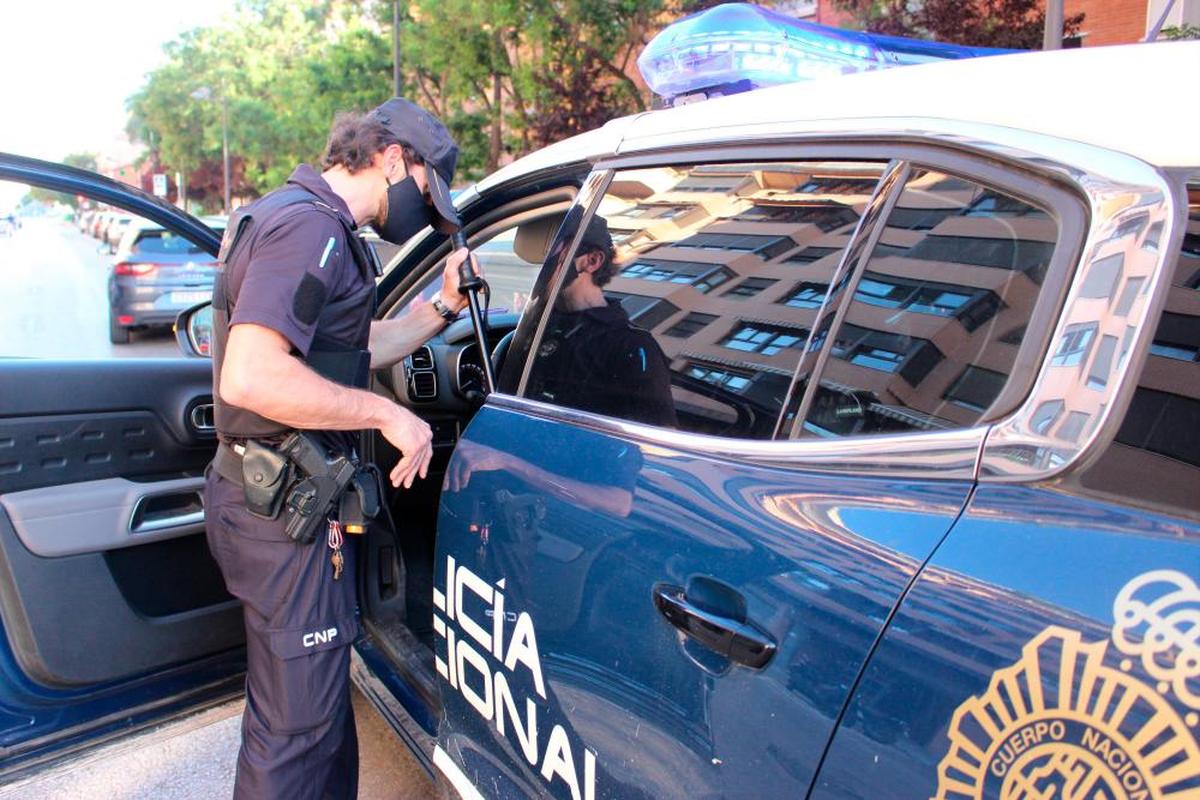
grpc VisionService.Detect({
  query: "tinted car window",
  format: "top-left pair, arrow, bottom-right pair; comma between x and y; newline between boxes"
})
132,230 -> 213,255
522,161 -> 886,438
802,169 -> 1058,437
1078,181 -> 1200,518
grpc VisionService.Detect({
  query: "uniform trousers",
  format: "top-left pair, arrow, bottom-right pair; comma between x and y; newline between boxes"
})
205,469 -> 361,800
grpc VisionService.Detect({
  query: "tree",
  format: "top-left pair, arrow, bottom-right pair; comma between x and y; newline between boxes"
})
399,0 -> 667,181
833,0 -> 1084,50
27,152 -> 100,208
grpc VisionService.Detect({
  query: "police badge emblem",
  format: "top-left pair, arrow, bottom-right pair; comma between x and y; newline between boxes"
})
934,570 -> 1200,800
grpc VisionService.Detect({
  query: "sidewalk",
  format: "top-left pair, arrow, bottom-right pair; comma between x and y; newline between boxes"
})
0,688 -> 433,799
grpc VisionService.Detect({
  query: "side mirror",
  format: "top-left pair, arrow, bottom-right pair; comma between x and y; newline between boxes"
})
175,301 -> 214,358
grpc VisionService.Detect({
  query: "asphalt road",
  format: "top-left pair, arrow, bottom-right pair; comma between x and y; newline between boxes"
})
0,688 -> 434,799
0,217 -> 183,359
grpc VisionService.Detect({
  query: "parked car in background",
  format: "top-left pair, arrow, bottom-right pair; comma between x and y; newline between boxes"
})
106,217 -> 223,343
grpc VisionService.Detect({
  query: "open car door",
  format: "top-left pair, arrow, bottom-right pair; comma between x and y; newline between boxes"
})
0,154 -> 244,776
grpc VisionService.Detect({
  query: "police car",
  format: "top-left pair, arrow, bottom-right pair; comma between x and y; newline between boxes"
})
0,6 -> 1197,798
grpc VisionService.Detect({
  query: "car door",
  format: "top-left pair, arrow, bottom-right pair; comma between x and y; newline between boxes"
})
0,154 -> 243,775
429,142 -> 1086,799
810,173 -> 1199,799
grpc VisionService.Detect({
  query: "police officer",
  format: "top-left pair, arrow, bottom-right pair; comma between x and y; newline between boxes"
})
527,208 -> 677,428
204,98 -> 472,799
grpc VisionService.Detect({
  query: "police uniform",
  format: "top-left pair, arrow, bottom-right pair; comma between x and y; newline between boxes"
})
529,299 -> 678,428
205,163 -> 372,799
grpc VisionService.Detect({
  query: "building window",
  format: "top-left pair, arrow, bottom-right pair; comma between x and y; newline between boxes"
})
1051,323 -> 1097,367
621,204 -> 691,220
1031,400 -> 1065,435
1148,312 -> 1200,363
620,261 -> 678,281
672,175 -> 747,193
785,246 -> 841,265
664,312 -> 718,338
781,282 -> 828,309
831,323 -> 943,386
723,277 -> 778,299
885,207 -> 958,231
734,204 -> 859,231
964,191 -> 1048,218
631,299 -> 681,331
620,260 -> 733,293
684,362 -> 753,392
721,322 -> 808,356
902,235 -> 1055,279
853,271 -> 1001,329
797,177 -> 879,195
944,365 -> 1006,412
674,232 -> 794,259
694,267 -> 735,294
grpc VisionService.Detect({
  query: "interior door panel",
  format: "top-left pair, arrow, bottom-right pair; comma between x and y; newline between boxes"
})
2,475 -> 206,557
0,359 -> 241,688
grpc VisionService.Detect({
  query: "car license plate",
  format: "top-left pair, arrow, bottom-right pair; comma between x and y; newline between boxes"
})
169,290 -> 210,304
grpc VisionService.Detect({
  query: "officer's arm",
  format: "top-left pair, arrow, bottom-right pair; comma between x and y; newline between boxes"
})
221,323 -> 433,488
368,247 -> 478,369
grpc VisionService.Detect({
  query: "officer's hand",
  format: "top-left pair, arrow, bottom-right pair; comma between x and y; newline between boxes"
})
445,439 -> 510,493
381,406 -> 433,489
441,247 -> 482,312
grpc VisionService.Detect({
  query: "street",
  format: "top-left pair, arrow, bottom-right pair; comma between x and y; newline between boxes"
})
0,217 -> 181,359
0,689 -> 434,799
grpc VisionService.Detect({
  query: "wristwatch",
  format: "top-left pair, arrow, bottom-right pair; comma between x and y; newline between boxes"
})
430,292 -> 459,322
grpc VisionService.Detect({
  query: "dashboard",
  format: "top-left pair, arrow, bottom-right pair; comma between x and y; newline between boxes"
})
387,312 -> 520,416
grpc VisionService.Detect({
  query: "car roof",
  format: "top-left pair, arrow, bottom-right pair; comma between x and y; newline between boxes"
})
476,41 -> 1199,196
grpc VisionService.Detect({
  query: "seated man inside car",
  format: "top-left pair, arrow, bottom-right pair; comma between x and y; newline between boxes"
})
526,209 -> 678,428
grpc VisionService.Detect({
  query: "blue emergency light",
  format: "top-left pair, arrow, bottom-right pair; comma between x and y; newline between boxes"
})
638,3 -> 1014,106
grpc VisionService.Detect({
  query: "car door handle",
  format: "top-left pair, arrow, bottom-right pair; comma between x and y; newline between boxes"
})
653,584 -> 776,669
129,491 -> 205,534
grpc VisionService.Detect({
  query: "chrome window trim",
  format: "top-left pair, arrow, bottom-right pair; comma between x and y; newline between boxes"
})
487,392 -> 986,480
494,121 -> 1181,485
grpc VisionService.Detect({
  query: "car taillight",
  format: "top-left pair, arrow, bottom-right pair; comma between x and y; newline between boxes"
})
114,262 -> 158,276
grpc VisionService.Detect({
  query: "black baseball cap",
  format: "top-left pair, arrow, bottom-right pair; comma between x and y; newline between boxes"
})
369,97 -> 460,233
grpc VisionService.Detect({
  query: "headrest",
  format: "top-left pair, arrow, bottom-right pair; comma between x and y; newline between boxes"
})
513,213 -> 567,265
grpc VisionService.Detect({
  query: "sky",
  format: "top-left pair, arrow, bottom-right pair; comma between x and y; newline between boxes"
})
0,0 -> 236,207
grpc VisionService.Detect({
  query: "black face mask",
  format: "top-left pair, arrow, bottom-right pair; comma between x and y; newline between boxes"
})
377,176 -> 430,245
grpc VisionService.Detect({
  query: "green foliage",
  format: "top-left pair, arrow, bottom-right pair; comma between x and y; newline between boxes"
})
1161,24 -> 1200,41
129,0 -> 684,192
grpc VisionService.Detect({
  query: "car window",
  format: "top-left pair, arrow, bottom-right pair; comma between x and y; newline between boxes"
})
0,183 -> 216,359
520,161 -> 888,438
392,223 -> 544,321
1077,180 -> 1200,519
130,229 -> 214,256
800,169 -> 1058,437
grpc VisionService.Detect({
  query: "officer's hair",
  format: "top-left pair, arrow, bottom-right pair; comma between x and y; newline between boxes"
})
579,242 -> 617,287
322,112 -> 422,174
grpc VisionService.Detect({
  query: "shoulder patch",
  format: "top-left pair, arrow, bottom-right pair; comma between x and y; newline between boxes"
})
293,273 -> 328,326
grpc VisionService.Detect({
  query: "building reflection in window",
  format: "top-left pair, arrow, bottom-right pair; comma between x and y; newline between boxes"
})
536,160 -> 886,440
803,169 -> 1058,437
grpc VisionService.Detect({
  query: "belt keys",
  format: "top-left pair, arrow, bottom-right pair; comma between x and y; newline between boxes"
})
327,520 -> 344,581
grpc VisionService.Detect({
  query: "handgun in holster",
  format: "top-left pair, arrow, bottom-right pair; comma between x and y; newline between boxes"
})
277,432 -> 359,544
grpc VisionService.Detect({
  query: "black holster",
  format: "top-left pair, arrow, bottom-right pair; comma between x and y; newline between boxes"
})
241,440 -> 293,519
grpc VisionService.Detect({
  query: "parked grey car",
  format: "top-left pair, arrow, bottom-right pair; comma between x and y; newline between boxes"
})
107,217 -> 224,343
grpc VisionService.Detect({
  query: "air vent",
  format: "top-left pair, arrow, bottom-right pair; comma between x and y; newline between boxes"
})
410,346 -> 434,370
410,372 -> 437,400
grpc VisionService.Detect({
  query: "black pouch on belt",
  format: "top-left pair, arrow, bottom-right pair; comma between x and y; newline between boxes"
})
242,440 -> 293,519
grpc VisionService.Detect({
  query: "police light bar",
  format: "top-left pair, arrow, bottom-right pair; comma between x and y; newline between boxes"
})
638,3 -> 1014,106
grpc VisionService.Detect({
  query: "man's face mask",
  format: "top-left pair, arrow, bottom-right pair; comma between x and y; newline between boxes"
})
377,173 -> 430,245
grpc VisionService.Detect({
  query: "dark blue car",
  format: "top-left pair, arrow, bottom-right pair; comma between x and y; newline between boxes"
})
0,39 -> 1197,799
